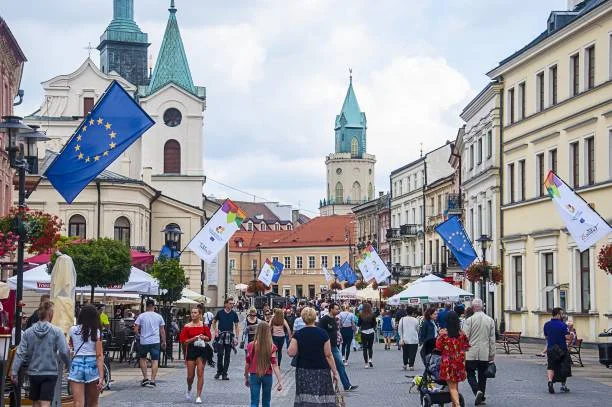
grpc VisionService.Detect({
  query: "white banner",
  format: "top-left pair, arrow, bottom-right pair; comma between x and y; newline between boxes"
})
322,266 -> 334,283
358,245 -> 391,284
357,258 -> 375,282
258,260 -> 274,286
207,256 -> 219,286
545,171 -> 611,252
187,199 -> 247,265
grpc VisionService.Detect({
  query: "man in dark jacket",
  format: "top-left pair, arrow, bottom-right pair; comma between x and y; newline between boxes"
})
25,294 -> 50,329
318,303 -> 357,391
544,307 -> 571,394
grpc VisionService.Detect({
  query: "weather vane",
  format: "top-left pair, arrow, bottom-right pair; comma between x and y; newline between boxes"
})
349,67 -> 353,82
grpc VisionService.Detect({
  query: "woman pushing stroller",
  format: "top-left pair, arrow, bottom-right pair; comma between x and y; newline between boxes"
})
435,311 -> 470,407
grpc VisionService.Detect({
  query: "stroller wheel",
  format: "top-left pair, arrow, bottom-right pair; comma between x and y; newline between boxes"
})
421,394 -> 432,407
459,394 -> 465,407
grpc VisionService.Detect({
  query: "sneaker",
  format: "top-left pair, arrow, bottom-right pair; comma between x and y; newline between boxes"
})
222,375 -> 230,380
214,373 -> 221,380
475,390 -> 484,404
343,360 -> 348,366
347,385 -> 358,391
403,365 -> 407,371
560,385 -> 570,393
365,363 -> 369,369
141,379 -> 149,387
548,381 -> 554,394
409,366 -> 415,371
146,381 -> 156,388
195,397 -> 202,404
185,389 -> 193,401
368,361 -> 374,368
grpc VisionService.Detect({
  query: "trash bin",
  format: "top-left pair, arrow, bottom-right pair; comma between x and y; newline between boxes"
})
598,328 -> 612,368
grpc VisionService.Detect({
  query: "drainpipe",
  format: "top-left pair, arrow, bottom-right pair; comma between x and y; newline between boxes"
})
497,79 -> 506,332
96,182 -> 101,238
422,158 -> 428,274
148,190 -> 162,252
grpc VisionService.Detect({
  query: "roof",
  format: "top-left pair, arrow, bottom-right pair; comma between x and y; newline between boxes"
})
488,0 -> 608,76
335,76 -> 366,129
97,0 -> 148,47
235,201 -> 283,224
147,2 -> 196,96
296,213 -> 311,224
0,16 -> 27,63
390,156 -> 425,176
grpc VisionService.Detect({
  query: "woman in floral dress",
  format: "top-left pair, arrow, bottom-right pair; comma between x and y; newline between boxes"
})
435,311 -> 470,407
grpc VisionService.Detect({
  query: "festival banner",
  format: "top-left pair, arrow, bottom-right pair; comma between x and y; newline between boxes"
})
258,259 -> 274,286
340,262 -> 358,285
322,266 -> 334,283
544,171 -> 611,252
187,199 -> 247,265
357,245 -> 390,283
206,256 -> 219,286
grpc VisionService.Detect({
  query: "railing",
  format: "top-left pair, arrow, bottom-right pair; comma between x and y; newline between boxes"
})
400,224 -> 419,237
386,228 -> 401,240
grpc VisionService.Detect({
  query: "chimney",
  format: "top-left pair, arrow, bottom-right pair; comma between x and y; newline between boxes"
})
292,209 -> 299,224
142,166 -> 152,185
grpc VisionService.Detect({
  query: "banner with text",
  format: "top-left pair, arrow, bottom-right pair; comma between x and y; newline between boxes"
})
357,245 -> 391,284
258,259 -> 274,286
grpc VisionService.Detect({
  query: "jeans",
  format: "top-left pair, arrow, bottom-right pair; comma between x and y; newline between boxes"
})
331,346 -> 352,390
272,336 -> 285,366
361,333 -> 374,363
466,360 -> 489,396
216,344 -> 233,376
402,344 -> 418,367
249,373 -> 272,407
340,327 -> 354,360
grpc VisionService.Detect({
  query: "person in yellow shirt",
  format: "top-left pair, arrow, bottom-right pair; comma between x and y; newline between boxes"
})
99,304 -> 110,330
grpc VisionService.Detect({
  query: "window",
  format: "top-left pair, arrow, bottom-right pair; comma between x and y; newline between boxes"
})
272,284 -> 279,294
514,256 -> 523,310
549,148 -> 558,174
508,88 -> 515,124
351,137 -> 358,158
246,221 -> 253,231
519,160 -> 526,201
308,284 -> 316,299
352,181 -> 361,203
83,97 -> 94,115
477,205 -> 482,236
251,259 -> 258,270
469,145 -> 474,169
68,214 -> 86,239
296,256 -> 303,269
570,141 -> 580,188
335,182 -> 343,204
580,250 -> 590,312
586,136 -> 595,185
571,53 -> 580,96
545,253 -> 554,311
260,222 -> 266,231
308,256 -> 315,269
518,82 -> 526,120
334,255 -> 341,267
586,45 -> 595,90
284,256 -> 291,269
549,65 -> 558,106
536,71 -> 544,112
508,163 -> 515,203
486,130 -> 492,158
229,259 -> 236,270
477,138 -> 482,164
287,224 -> 293,231
113,216 -> 130,245
163,108 -> 182,127
274,223 -> 280,231
163,139 -> 181,174
272,256 -> 279,263
487,200 -> 492,236
437,195 -> 442,215
469,208 -> 474,239
296,285 -> 303,298
536,153 -> 545,197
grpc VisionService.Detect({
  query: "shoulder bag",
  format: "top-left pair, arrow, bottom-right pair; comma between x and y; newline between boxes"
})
484,361 -> 496,378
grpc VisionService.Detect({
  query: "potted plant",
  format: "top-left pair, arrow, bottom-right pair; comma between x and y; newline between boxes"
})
466,261 -> 502,283
355,280 -> 368,290
246,279 -> 267,295
598,243 -> 612,276
330,281 -> 343,290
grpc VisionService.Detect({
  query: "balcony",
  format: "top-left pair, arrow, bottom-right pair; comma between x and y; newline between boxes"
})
400,224 -> 419,237
386,228 -> 401,241
446,193 -> 462,216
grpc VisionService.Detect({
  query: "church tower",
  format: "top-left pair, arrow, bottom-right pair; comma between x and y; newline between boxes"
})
97,0 -> 150,86
320,74 -> 376,216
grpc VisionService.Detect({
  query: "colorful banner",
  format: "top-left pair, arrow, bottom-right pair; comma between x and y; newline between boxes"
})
271,260 -> 284,284
544,171 -> 611,252
187,199 -> 247,265
357,245 -> 390,283
258,259 -> 274,286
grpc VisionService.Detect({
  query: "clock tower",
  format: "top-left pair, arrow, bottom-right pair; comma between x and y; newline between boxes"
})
97,0 -> 150,86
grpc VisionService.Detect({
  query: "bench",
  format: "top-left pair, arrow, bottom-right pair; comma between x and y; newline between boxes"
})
496,331 -> 522,354
568,338 -> 583,367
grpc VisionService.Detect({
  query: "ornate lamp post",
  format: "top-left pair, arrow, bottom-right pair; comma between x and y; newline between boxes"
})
161,224 -> 183,258
476,234 -> 493,311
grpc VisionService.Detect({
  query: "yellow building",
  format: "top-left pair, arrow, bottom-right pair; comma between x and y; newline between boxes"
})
487,0 -> 612,341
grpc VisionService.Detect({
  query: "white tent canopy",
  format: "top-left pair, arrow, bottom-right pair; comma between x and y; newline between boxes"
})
9,265 -> 160,295
356,284 -> 379,300
387,274 -> 474,306
336,286 -> 357,299
182,287 -> 210,304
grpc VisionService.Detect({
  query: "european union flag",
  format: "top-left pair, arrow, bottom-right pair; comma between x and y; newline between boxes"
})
333,265 -> 346,282
435,216 -> 478,270
45,81 -> 154,203
340,262 -> 357,285
271,260 -> 284,284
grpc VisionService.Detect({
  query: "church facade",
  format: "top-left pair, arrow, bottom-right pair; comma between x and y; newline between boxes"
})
320,76 -> 376,216
20,0 -> 228,306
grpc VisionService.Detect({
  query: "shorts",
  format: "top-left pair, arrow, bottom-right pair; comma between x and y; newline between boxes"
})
382,331 -> 394,338
139,343 -> 161,361
186,343 -> 213,362
29,375 -> 57,402
68,356 -> 100,383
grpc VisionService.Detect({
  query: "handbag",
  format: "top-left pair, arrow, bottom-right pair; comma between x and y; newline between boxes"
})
334,383 -> 346,407
290,355 -> 298,368
484,362 -> 496,378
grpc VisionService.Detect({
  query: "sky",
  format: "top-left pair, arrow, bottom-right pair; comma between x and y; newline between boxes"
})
3,0 -> 567,217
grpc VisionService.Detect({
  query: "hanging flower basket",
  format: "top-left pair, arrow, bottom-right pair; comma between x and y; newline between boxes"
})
246,280 -> 268,294
598,243 -> 612,276
330,281 -> 343,290
0,207 -> 63,257
466,261 -> 502,284
490,266 -> 503,284
382,283 -> 404,299
355,280 -> 368,290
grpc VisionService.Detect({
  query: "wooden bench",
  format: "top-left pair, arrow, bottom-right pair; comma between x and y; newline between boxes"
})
568,338 -> 584,367
496,331 -> 522,354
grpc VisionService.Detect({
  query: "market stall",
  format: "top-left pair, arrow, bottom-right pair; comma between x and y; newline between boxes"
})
387,274 -> 474,306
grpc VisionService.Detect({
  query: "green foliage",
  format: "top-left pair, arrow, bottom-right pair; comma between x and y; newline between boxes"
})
150,258 -> 188,303
53,238 -> 131,290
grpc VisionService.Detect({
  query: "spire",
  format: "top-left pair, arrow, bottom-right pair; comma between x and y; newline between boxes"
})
104,0 -> 144,34
335,71 -> 364,129
147,0 -> 196,96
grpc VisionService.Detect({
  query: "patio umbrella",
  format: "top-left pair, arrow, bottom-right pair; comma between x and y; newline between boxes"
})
387,274 -> 474,306
50,254 -> 77,336
182,287 -> 210,303
356,284 -> 380,300
175,297 -> 199,305
336,286 -> 357,299
0,282 -> 9,300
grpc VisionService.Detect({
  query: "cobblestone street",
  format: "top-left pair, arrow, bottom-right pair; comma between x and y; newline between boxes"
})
100,341 -> 612,406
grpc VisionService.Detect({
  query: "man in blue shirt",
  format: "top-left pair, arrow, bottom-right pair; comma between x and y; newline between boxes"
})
543,307 -> 571,394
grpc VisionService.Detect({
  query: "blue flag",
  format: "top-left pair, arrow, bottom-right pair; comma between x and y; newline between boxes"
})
435,216 -> 478,270
271,260 -> 284,284
340,262 -> 357,285
45,81 -> 154,203
333,265 -> 346,282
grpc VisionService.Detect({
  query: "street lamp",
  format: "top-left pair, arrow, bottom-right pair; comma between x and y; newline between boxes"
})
476,234 -> 493,312
161,224 -> 183,258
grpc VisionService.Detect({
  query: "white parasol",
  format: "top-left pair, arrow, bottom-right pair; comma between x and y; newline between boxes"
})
235,283 -> 248,291
50,254 -> 77,336
387,274 -> 473,306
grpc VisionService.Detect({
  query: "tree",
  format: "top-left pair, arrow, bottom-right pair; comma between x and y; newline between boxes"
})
54,238 -> 131,301
150,258 -> 188,303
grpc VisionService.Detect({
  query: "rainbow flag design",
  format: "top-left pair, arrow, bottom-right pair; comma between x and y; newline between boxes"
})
544,171 -> 561,198
222,199 -> 247,227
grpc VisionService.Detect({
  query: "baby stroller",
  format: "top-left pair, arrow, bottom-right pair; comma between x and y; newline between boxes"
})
418,350 -> 465,407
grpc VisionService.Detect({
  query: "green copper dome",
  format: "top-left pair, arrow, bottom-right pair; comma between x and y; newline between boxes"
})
334,75 -> 367,157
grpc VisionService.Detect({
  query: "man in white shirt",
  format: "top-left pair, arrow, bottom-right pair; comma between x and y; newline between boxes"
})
134,299 -> 166,388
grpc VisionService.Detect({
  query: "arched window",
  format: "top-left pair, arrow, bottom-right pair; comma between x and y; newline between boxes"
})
114,216 -> 131,246
163,139 -> 181,174
368,183 -> 373,200
335,182 -> 344,204
68,214 -> 86,239
351,137 -> 359,157
352,181 -> 361,203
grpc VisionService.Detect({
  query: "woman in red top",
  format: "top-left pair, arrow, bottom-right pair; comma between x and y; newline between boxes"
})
179,308 -> 214,404
435,311 -> 470,407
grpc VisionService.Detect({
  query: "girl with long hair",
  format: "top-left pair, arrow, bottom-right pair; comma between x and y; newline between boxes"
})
244,322 -> 283,407
179,307 -> 215,404
357,302 -> 376,368
270,308 -> 292,366
435,311 -> 470,407
68,305 -> 105,407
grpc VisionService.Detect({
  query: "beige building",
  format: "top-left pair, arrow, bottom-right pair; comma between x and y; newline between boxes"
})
487,0 -> 612,341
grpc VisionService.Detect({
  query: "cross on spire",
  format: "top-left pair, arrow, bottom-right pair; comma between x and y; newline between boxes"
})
349,67 -> 353,84
84,42 -> 95,58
